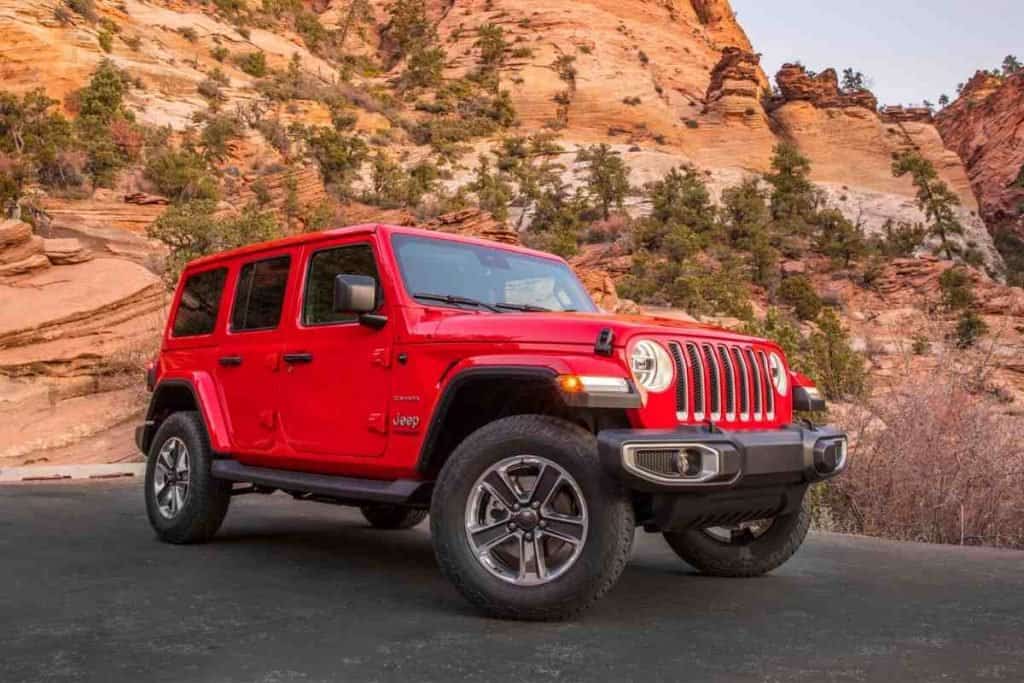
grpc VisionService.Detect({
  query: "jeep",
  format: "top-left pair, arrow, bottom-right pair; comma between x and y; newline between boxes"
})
138,224 -> 846,620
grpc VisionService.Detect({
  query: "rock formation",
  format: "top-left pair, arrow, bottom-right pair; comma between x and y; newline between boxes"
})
774,64 -> 878,110
936,71 -> 1024,239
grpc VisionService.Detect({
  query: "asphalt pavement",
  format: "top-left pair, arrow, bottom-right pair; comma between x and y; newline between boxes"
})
1,480 -> 1022,683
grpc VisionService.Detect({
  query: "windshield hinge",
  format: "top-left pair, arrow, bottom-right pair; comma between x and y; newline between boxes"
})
594,328 -> 614,357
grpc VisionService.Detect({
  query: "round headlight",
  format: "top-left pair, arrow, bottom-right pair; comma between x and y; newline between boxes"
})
767,352 -> 789,396
629,340 -> 674,393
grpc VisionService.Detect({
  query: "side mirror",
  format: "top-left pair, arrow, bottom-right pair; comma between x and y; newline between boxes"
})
333,274 -> 378,314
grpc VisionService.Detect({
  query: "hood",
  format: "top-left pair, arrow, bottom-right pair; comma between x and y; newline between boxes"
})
427,310 -> 768,347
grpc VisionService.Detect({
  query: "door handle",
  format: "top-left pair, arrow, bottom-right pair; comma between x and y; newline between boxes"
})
218,355 -> 243,367
283,352 -> 314,364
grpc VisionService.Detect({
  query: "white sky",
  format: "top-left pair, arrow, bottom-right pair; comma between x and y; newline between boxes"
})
730,0 -> 1022,106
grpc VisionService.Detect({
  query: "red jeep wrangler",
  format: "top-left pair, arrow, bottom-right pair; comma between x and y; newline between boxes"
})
138,224 -> 846,620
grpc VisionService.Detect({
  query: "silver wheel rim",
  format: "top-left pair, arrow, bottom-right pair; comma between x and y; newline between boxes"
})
465,455 -> 589,587
703,518 -> 774,544
153,437 -> 191,520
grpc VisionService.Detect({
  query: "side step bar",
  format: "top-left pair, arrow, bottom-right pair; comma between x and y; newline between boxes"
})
211,460 -> 432,506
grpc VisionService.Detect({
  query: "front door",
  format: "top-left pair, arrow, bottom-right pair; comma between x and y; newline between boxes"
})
215,252 -> 293,453
278,239 -> 392,459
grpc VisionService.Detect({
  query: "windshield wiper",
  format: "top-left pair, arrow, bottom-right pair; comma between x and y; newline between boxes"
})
413,292 -> 501,312
494,302 -> 551,312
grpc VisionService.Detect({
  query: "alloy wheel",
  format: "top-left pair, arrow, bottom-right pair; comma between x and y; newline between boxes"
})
465,456 -> 589,586
153,437 -> 191,520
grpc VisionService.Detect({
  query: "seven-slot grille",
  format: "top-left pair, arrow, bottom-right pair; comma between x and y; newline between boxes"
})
667,340 -> 776,424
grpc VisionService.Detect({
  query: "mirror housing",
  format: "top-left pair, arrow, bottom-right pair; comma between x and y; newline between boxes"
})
333,274 -> 378,314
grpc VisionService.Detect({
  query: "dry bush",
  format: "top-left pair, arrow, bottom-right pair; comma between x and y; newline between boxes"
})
827,353 -> 1024,548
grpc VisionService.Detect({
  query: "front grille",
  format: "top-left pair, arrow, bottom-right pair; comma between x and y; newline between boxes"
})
671,339 -> 776,425
668,342 -> 687,418
702,344 -> 720,418
685,343 -> 705,420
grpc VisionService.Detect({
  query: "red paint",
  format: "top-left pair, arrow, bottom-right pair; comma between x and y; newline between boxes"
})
151,224 -> 804,480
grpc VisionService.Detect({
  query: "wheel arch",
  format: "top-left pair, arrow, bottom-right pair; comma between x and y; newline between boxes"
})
139,376 -> 231,454
415,366 -> 631,479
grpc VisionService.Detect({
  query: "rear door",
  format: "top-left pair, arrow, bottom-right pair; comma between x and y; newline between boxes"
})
215,251 -> 294,453
277,238 -> 392,459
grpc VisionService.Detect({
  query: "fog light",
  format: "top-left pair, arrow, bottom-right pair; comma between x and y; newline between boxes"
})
813,438 -> 847,475
675,449 -> 705,477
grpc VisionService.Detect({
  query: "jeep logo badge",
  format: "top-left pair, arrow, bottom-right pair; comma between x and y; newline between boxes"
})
392,414 -> 421,431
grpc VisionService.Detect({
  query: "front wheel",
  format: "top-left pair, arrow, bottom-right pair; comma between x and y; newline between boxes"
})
430,415 -> 635,621
662,496 -> 811,577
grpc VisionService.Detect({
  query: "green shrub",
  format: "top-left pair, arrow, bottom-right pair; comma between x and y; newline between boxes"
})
76,59 -> 128,124
778,275 -> 822,320
0,155 -> 27,211
144,147 -> 218,201
953,311 -> 988,349
938,267 -> 975,309
872,218 -> 926,257
237,51 -> 268,77
97,29 -> 114,53
814,208 -> 865,267
806,309 -> 866,400
148,200 -> 282,285
305,127 -> 368,194
994,231 -> 1024,288
197,79 -> 225,102
199,115 -> 241,162
211,45 -> 230,62
66,0 -> 97,21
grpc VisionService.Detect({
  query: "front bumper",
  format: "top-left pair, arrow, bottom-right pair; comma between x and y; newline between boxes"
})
598,424 -> 847,531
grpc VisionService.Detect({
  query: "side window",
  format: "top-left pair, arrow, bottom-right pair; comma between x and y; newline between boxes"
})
230,255 -> 291,332
172,268 -> 227,337
303,243 -> 380,326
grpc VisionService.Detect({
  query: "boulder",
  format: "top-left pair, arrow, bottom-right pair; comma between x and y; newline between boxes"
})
43,238 -> 92,265
0,219 -> 31,248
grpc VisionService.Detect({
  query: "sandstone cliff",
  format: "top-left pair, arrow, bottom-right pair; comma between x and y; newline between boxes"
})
0,0 -> 1020,465
936,71 -> 1024,240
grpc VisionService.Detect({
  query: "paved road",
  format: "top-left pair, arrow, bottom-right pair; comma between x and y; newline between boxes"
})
1,481 -> 1022,683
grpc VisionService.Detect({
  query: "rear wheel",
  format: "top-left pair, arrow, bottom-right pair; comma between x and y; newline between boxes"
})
662,497 -> 811,577
360,504 -> 427,530
145,411 -> 231,544
431,415 -> 634,621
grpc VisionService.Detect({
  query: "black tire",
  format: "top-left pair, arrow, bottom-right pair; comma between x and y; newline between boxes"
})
430,415 -> 635,621
145,411 -> 231,544
360,504 -> 428,530
662,496 -> 811,578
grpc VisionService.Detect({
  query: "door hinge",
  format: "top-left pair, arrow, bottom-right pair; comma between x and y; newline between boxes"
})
371,347 -> 391,368
367,412 -> 388,434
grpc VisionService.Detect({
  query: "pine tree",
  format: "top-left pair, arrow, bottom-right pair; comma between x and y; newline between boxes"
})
765,142 -> 819,232
892,151 -> 965,260
575,143 -> 630,220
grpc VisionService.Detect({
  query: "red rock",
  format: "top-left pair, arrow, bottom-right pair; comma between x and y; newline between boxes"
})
775,64 -> 878,111
936,71 -> 1024,239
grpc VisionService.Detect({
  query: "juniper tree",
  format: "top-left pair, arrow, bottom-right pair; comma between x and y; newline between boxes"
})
575,143 -> 629,220
892,151 -> 965,260
765,142 -> 819,232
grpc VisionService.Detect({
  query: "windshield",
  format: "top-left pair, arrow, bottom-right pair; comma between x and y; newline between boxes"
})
391,234 -> 597,313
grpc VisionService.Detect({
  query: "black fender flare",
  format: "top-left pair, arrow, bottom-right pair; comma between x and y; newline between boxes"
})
414,366 -> 559,475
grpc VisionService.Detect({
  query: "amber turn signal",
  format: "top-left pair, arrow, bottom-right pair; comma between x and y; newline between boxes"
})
558,374 -> 584,393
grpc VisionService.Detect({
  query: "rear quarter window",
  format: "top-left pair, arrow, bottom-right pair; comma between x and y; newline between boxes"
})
171,268 -> 228,337
231,255 -> 291,332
